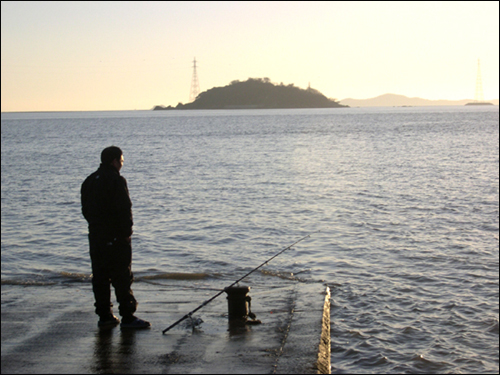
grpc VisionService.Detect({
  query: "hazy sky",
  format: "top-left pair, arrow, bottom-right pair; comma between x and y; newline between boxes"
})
1,1 -> 499,112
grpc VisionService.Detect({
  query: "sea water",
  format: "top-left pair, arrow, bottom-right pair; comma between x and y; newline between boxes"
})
1,106 -> 498,373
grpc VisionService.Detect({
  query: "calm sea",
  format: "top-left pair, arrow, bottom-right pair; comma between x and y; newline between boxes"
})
1,106 -> 498,373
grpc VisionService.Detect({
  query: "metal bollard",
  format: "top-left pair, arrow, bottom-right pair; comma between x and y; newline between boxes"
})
224,286 -> 251,322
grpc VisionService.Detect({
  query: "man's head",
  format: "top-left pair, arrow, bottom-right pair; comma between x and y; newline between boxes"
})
101,146 -> 124,171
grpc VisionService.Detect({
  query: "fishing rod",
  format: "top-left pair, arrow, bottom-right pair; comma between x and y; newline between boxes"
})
162,231 -> 319,334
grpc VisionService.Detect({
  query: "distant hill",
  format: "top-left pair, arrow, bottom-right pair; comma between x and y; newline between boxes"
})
154,78 -> 347,110
340,93 -> 499,107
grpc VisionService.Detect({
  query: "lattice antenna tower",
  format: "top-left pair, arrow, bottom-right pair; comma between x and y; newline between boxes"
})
474,59 -> 485,103
189,57 -> 200,103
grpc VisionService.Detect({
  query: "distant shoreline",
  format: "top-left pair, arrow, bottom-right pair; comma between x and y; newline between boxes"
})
340,93 -> 498,107
2,94 -> 498,115
2,104 -> 499,115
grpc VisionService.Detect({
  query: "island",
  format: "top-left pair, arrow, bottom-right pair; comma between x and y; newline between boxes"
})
465,101 -> 494,106
153,78 -> 348,110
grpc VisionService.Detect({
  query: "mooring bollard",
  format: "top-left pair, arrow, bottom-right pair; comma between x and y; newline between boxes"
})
224,286 -> 262,330
224,286 -> 251,322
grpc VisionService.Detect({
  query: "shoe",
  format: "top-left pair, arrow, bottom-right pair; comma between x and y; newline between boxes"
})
120,316 -> 151,329
98,314 -> 120,327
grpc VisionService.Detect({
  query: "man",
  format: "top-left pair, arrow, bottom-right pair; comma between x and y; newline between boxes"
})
81,146 -> 150,329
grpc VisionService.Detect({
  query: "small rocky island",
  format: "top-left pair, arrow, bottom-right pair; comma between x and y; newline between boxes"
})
153,78 -> 348,110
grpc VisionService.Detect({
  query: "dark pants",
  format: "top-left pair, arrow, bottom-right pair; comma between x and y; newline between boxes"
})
89,232 -> 137,318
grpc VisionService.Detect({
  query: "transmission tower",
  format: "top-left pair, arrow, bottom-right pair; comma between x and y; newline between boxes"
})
474,59 -> 484,103
189,57 -> 200,102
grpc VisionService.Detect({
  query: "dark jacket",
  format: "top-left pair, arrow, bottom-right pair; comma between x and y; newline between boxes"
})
81,164 -> 133,238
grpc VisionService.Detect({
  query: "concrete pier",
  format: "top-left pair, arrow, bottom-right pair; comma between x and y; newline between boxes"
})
1,275 -> 330,374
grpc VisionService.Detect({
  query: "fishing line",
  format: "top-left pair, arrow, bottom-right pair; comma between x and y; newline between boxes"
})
162,230 -> 319,334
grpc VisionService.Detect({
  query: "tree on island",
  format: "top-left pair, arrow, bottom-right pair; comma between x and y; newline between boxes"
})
153,78 -> 348,110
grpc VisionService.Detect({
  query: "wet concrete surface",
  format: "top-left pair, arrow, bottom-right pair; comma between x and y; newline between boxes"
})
2,275 -> 330,374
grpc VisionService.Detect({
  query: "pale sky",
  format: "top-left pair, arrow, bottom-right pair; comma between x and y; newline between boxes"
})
1,1 -> 499,112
